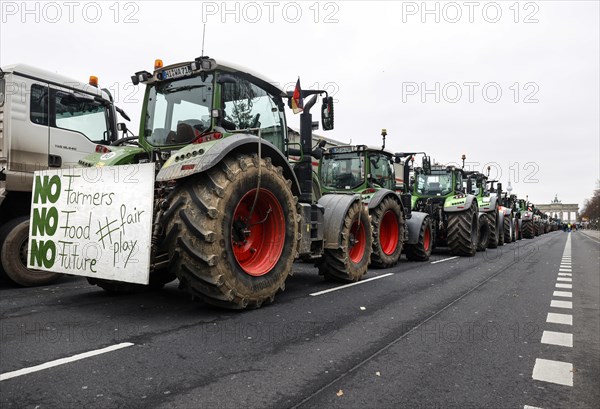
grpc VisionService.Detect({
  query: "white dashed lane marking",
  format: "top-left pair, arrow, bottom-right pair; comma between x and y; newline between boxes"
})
555,283 -> 572,289
553,291 -> 572,298
546,312 -> 572,325
557,277 -> 572,282
541,331 -> 573,347
309,273 -> 394,296
0,342 -> 134,381
532,358 -> 573,386
550,300 -> 572,309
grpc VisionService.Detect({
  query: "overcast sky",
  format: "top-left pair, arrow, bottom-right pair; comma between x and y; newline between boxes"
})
2,0 -> 598,209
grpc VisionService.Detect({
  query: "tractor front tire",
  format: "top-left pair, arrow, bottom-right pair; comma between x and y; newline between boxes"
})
370,196 -> 404,268
447,202 -> 478,257
318,201 -> 372,282
503,215 -> 512,243
405,216 -> 433,261
477,214 -> 490,252
0,217 -> 61,287
486,209 -> 499,249
164,154 -> 298,309
522,220 -> 535,239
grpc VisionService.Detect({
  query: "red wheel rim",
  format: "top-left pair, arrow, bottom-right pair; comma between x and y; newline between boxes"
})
379,210 -> 399,256
423,225 -> 431,251
349,219 -> 367,263
231,189 -> 285,277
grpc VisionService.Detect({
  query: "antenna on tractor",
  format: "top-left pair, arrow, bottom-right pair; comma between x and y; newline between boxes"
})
381,129 -> 387,150
486,165 -> 491,176
201,24 -> 207,57
461,154 -> 466,169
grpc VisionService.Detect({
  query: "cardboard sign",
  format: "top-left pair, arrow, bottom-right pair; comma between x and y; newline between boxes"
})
27,164 -> 155,284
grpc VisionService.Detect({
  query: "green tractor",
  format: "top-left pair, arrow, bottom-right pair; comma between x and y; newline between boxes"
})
462,170 -> 503,250
517,198 -> 538,239
410,156 -> 480,256
77,56 -> 374,308
499,193 -> 520,241
317,131 -> 433,266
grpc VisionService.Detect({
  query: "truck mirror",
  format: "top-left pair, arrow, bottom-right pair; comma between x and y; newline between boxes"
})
321,97 -> 334,131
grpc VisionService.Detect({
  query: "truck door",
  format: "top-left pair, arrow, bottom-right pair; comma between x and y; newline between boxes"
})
6,80 -> 50,191
48,86 -> 110,168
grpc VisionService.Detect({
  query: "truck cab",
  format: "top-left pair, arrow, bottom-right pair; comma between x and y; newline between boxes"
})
0,63 -> 124,285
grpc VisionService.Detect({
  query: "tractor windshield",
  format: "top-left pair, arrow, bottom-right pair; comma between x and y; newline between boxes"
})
415,172 -> 453,196
144,74 -> 214,146
320,152 -> 365,190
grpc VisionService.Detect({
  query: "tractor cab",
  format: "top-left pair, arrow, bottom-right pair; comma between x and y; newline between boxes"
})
319,145 -> 396,193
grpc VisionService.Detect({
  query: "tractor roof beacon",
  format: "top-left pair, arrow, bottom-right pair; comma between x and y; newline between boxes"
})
80,56 -> 372,309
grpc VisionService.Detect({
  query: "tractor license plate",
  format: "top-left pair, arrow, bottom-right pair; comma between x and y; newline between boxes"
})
162,66 -> 191,80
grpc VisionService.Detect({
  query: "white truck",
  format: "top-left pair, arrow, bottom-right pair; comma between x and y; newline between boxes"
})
0,64 -> 130,286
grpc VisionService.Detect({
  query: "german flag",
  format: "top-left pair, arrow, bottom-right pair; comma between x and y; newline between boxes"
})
291,78 -> 304,114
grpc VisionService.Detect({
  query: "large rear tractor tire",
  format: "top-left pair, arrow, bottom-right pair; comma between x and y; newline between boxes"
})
318,201 -> 372,282
447,202 -> 478,257
164,154 -> 298,309
405,216 -> 433,261
486,209 -> 499,249
503,214 -> 512,243
370,196 -> 404,268
0,217 -> 61,287
476,214 -> 490,252
522,220 -> 535,239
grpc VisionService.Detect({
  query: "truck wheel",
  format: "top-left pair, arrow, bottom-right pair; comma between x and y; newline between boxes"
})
476,214 -> 490,252
405,216 -> 433,261
522,220 -> 534,239
370,196 -> 404,268
447,202 -> 478,257
164,154 -> 298,309
486,209 -> 499,249
503,215 -> 512,243
0,217 -> 61,287
318,201 -> 372,282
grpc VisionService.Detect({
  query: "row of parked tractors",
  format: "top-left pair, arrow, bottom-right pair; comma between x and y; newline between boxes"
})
1,57 -> 560,310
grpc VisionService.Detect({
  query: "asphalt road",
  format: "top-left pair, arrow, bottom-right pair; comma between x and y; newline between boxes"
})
1,230 -> 598,409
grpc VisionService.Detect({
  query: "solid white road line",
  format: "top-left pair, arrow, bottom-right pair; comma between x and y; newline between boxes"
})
557,277 -> 572,282
532,358 -> 573,386
547,312 -> 573,325
430,256 -> 459,264
550,300 -> 572,309
553,291 -> 572,298
0,342 -> 134,381
558,273 -> 572,277
309,273 -> 394,296
555,283 -> 572,289
541,331 -> 573,347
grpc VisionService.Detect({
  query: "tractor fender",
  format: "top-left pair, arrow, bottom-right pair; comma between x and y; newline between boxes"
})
445,195 -> 476,213
367,189 -> 400,211
484,195 -> 498,211
318,193 -> 362,250
155,134 -> 302,197
405,211 -> 429,245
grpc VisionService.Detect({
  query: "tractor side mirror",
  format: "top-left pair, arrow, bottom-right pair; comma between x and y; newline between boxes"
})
467,178 -> 473,194
422,156 -> 431,175
497,182 -> 502,197
321,97 -> 334,131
